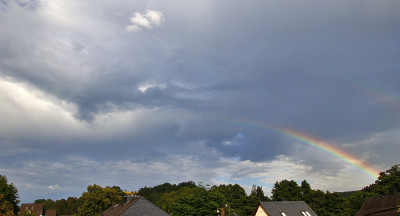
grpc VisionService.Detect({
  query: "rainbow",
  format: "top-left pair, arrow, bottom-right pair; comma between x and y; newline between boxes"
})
270,126 -> 380,179
211,116 -> 380,179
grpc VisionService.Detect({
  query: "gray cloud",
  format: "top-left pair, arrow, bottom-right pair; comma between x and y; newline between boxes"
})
0,0 -> 399,202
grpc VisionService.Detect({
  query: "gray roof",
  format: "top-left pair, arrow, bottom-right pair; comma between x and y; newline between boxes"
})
356,194 -> 400,216
101,196 -> 170,216
259,201 -> 318,216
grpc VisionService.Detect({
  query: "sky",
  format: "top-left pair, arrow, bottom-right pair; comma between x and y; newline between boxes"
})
0,0 -> 400,203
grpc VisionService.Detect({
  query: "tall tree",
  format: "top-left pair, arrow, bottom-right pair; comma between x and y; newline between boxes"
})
159,187 -> 197,213
170,186 -> 225,216
323,191 -> 350,216
271,180 -> 302,201
77,184 -> 124,216
300,180 -> 312,202
211,184 -> 249,216
0,174 -> 19,215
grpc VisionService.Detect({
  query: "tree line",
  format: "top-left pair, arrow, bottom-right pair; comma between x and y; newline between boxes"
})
1,164 -> 399,216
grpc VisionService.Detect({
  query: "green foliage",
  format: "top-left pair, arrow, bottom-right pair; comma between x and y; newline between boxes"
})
35,197 -> 81,215
211,184 -> 250,216
244,194 -> 264,216
375,164 -> 400,195
138,181 -> 197,207
271,179 -> 302,201
306,189 -> 327,215
22,211 -> 36,216
323,191 -> 350,216
159,187 -> 198,213
77,184 -> 124,216
0,194 -> 14,216
271,180 -> 351,216
34,198 -> 56,209
170,187 -> 225,216
250,185 -> 269,202
0,174 -> 19,215
347,191 -> 378,215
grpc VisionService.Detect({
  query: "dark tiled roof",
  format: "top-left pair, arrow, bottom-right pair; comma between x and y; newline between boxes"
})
259,201 -> 318,216
101,196 -> 170,216
46,209 -> 57,216
356,194 -> 400,216
20,203 -> 44,215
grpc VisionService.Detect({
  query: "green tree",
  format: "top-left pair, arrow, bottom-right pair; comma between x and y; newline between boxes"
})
170,186 -> 225,216
159,187 -> 198,213
375,164 -> 400,195
0,174 -> 19,215
323,191 -> 350,216
36,197 -> 81,215
65,197 -> 81,214
306,189 -> 327,215
55,199 -> 68,214
244,194 -> 263,216
0,194 -> 14,216
271,180 -> 302,201
250,185 -> 268,201
347,191 -> 378,216
138,181 -> 197,207
211,184 -> 249,216
77,184 -> 124,216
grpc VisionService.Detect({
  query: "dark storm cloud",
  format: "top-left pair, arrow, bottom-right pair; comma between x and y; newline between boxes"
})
1,0 -> 400,202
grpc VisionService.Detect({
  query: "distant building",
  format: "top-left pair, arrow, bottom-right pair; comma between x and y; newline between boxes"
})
356,194 -> 400,216
46,209 -> 57,216
19,203 -> 45,216
254,201 -> 318,216
100,196 -> 170,216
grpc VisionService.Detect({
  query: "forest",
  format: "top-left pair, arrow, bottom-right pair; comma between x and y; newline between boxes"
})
1,164 -> 399,216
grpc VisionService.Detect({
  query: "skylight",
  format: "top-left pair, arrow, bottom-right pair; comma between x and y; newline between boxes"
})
301,211 -> 312,216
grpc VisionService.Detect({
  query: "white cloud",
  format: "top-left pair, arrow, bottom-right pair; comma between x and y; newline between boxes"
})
48,184 -> 60,190
126,9 -> 165,32
137,82 -> 167,92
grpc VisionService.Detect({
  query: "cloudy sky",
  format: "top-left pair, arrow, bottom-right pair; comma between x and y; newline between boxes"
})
1,0 -> 400,203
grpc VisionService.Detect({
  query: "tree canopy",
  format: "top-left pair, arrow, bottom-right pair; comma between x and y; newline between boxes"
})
0,174 -> 19,215
170,185 -> 225,216
0,194 -> 14,216
77,184 -> 124,216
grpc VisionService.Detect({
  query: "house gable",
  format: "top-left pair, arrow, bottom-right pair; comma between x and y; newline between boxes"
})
20,203 -> 44,216
255,205 -> 268,216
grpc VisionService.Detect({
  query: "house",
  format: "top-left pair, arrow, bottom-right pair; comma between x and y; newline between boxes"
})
100,196 -> 170,216
19,203 -> 45,216
46,209 -> 57,216
356,194 -> 400,216
254,201 -> 318,216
